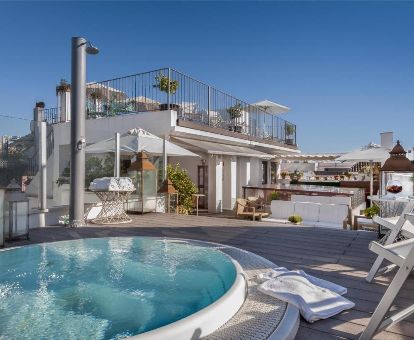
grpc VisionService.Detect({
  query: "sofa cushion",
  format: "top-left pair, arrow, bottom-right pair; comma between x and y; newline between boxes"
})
294,202 -> 320,222
271,201 -> 294,219
319,204 -> 348,224
329,196 -> 351,206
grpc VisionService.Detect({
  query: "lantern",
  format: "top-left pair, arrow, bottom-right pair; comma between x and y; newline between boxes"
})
129,151 -> 157,214
3,179 -> 29,241
380,141 -> 414,199
158,179 -> 178,214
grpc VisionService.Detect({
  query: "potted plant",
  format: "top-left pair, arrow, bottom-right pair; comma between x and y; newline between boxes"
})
279,171 -> 290,184
270,191 -> 280,201
167,164 -> 198,215
153,72 -> 180,111
288,214 -> 303,225
227,103 -> 243,133
290,170 -> 303,184
35,101 -> 45,108
280,171 -> 289,179
56,79 -> 71,94
285,124 -> 296,145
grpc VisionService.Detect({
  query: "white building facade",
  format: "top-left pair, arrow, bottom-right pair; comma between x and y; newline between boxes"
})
29,68 -> 299,214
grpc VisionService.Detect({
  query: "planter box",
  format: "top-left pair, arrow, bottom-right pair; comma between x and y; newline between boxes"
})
160,103 -> 180,111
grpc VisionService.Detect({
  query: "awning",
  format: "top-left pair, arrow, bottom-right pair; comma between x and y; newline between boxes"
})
171,137 -> 272,159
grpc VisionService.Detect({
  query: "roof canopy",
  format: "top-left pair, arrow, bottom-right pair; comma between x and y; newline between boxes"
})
172,137 -> 272,159
336,144 -> 390,162
252,100 -> 290,115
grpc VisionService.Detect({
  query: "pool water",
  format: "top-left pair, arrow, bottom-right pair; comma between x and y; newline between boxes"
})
0,237 -> 237,339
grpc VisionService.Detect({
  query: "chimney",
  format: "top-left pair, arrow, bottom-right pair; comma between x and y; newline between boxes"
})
380,131 -> 393,149
56,79 -> 71,122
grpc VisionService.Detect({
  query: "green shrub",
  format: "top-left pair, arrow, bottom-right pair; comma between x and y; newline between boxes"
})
270,191 -> 280,201
363,205 -> 380,218
167,164 -> 197,215
288,214 -> 303,224
153,72 -> 179,94
85,155 -> 114,186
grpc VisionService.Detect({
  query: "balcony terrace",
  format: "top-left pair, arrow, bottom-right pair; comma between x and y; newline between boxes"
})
46,68 -> 297,148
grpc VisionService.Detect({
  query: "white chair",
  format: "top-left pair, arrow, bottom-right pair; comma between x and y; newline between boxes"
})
359,237 -> 414,339
366,201 -> 414,282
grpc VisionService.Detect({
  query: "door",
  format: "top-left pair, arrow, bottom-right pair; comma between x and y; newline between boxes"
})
197,165 -> 208,209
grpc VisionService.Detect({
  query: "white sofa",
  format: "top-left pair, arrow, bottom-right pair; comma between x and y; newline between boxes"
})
291,194 -> 366,229
270,200 -> 349,229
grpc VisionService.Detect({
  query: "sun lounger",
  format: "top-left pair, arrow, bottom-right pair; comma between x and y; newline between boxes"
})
365,201 -> 414,282
359,238 -> 414,339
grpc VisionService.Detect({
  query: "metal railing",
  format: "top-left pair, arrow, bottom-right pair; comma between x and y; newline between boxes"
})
26,128 -> 54,176
44,107 -> 59,124
46,68 -> 297,146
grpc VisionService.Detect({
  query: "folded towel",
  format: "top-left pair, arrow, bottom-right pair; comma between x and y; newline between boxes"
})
89,177 -> 135,192
258,267 -> 347,295
258,274 -> 355,323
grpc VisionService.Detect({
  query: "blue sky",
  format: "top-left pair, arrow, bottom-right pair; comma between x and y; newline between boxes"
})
0,1 -> 413,152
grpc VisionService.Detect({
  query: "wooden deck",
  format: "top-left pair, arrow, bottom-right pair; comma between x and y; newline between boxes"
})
7,213 -> 414,340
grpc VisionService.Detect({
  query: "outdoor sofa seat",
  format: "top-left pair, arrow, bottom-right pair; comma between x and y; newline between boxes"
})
236,198 -> 269,221
270,200 -> 348,229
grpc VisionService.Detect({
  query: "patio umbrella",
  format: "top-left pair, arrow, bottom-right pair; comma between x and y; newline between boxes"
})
336,143 -> 391,199
86,128 -> 199,176
86,128 -> 199,157
252,100 -> 290,114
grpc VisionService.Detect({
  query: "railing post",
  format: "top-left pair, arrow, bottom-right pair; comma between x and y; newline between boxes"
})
207,86 -> 211,125
167,67 -> 171,109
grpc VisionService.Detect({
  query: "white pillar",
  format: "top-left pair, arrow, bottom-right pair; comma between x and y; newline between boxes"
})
237,157 -> 251,197
208,155 -> 223,213
162,136 -> 167,181
223,156 -> 237,210
114,132 -> 120,177
250,158 -> 260,186
38,121 -> 47,227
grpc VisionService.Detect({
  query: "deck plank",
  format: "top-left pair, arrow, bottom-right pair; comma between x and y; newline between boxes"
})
6,213 -> 414,339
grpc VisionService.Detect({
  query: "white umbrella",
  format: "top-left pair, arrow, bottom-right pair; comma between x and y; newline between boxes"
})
252,100 -> 290,115
86,128 -> 199,157
336,143 -> 391,199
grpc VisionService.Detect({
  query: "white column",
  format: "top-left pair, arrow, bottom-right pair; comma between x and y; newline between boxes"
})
208,155 -> 223,213
223,156 -> 237,210
38,121 -> 47,227
250,158 -> 260,186
237,157 -> 251,197
114,132 -> 120,177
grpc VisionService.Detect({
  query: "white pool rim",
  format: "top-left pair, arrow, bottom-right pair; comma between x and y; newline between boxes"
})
130,258 -> 246,340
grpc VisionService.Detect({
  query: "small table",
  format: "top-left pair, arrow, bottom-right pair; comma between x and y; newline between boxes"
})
192,194 -> 205,216
91,190 -> 133,224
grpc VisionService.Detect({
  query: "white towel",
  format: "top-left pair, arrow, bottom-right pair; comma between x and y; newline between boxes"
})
258,274 -> 355,323
258,267 -> 347,295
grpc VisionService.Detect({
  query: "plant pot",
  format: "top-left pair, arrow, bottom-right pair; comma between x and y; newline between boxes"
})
160,103 -> 180,111
286,138 -> 294,145
228,125 -> 242,133
278,179 -> 290,185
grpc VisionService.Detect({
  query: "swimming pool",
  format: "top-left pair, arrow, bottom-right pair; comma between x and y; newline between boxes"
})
0,237 -> 246,339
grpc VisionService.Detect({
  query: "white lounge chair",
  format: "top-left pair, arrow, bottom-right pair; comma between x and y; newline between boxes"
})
365,201 -> 414,282
359,237 -> 414,339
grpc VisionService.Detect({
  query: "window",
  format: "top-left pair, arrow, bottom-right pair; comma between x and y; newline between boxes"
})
270,162 -> 277,184
262,161 -> 268,184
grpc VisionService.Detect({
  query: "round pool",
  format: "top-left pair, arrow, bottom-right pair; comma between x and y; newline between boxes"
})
0,237 -> 245,339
